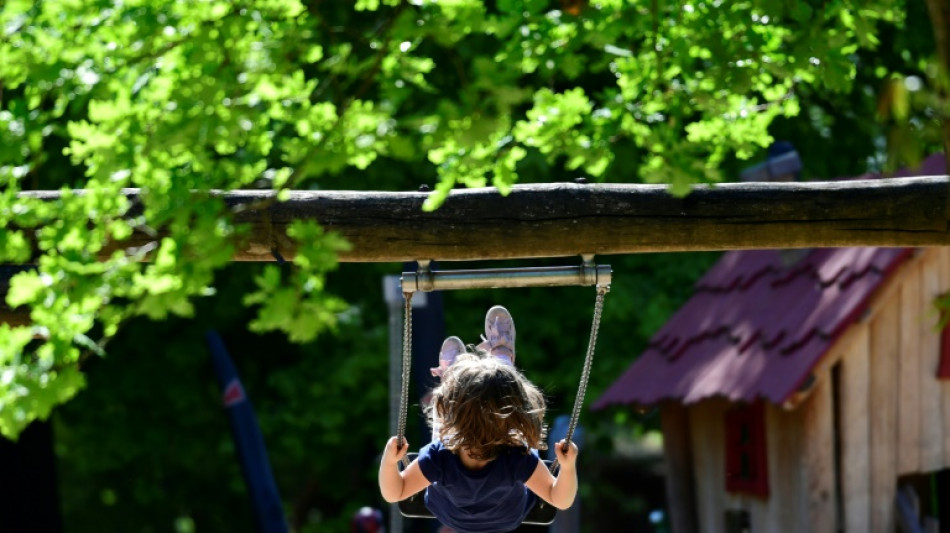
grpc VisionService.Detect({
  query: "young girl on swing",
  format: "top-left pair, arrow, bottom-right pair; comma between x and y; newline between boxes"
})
378,306 -> 579,533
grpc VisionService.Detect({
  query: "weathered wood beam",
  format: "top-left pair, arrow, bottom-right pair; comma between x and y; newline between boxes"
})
15,175 -> 950,263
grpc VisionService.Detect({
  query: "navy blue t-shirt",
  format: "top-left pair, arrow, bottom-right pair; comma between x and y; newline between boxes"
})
417,440 -> 540,533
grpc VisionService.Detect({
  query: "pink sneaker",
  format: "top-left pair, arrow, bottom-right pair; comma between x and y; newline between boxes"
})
476,306 -> 516,364
431,336 -> 465,378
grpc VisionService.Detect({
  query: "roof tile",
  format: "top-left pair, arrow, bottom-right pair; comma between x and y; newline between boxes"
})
594,247 -> 912,408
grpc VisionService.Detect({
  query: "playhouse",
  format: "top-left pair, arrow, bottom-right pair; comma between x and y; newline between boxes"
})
596,243 -> 950,532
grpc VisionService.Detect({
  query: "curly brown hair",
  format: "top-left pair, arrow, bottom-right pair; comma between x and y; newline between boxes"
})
427,353 -> 547,461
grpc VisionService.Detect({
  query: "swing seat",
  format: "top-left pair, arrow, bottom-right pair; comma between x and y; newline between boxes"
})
397,452 -> 559,526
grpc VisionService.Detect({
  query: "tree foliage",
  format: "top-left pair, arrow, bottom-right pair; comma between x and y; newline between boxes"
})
51,262 -> 396,532
0,0 -> 945,529
0,0 -> 942,493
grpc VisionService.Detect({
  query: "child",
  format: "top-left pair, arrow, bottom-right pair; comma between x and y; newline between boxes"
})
378,306 -> 579,533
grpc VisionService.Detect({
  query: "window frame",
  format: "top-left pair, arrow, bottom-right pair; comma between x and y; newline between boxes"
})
724,401 -> 769,498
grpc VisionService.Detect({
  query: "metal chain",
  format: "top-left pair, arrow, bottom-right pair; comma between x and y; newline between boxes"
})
394,278 -> 608,475
396,291 -> 414,450
550,283 -> 609,474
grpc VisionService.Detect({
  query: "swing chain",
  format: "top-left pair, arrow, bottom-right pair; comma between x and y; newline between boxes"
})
550,283 -> 609,474
395,267 -> 609,475
397,291 -> 414,451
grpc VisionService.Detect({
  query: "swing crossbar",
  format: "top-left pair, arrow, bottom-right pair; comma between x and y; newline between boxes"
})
401,264 -> 611,294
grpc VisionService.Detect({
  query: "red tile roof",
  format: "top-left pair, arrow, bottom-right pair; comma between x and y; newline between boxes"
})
594,153 -> 947,409
594,247 -> 912,407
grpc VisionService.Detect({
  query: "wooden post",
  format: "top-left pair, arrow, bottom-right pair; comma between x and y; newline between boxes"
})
870,290 -> 901,532
660,402 -> 698,533
689,399 -> 728,533
920,250 -> 944,472
383,275 -> 405,533
899,255 -> 923,475
840,322 -> 872,532
938,248 -> 950,467
801,371 -> 836,532
764,404 -> 798,532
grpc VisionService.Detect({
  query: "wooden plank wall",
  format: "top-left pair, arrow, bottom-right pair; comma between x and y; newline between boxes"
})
899,257 -> 922,475
919,248 -> 944,474
835,248 -> 950,532
689,398 -> 729,533
840,322 -> 872,532
683,247 -> 950,533
760,403 -> 803,532
938,248 -> 950,468
801,371 -> 836,532
687,387 -> 833,533
686,398 -> 812,533
661,402 -> 698,533
869,286 -> 900,532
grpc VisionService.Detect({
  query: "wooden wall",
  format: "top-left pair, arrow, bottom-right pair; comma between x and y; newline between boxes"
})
839,247 -> 950,532
686,390 -> 832,533
676,247 -> 950,533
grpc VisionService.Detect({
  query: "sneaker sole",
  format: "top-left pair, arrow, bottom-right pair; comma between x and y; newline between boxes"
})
440,336 -> 465,363
484,305 -> 515,363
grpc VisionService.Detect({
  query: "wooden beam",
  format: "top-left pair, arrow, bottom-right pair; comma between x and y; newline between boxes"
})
14,175 -> 950,262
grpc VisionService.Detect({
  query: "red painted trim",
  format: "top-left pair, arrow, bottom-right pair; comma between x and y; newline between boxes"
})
939,318 -> 950,380
724,402 -> 769,498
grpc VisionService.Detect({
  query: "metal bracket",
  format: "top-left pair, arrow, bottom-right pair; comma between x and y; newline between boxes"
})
400,257 -> 611,294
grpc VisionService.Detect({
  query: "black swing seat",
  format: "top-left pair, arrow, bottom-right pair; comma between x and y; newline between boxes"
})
397,452 -> 559,526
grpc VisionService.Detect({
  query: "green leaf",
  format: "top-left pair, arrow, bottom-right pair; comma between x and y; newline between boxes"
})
6,270 -> 44,308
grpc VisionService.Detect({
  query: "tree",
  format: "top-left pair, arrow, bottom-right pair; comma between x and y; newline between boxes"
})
2,3 -> 944,529
53,262 -> 398,532
0,0 -> 941,442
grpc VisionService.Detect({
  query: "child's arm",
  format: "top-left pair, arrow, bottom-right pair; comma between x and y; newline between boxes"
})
525,439 -> 578,510
378,437 -> 432,503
